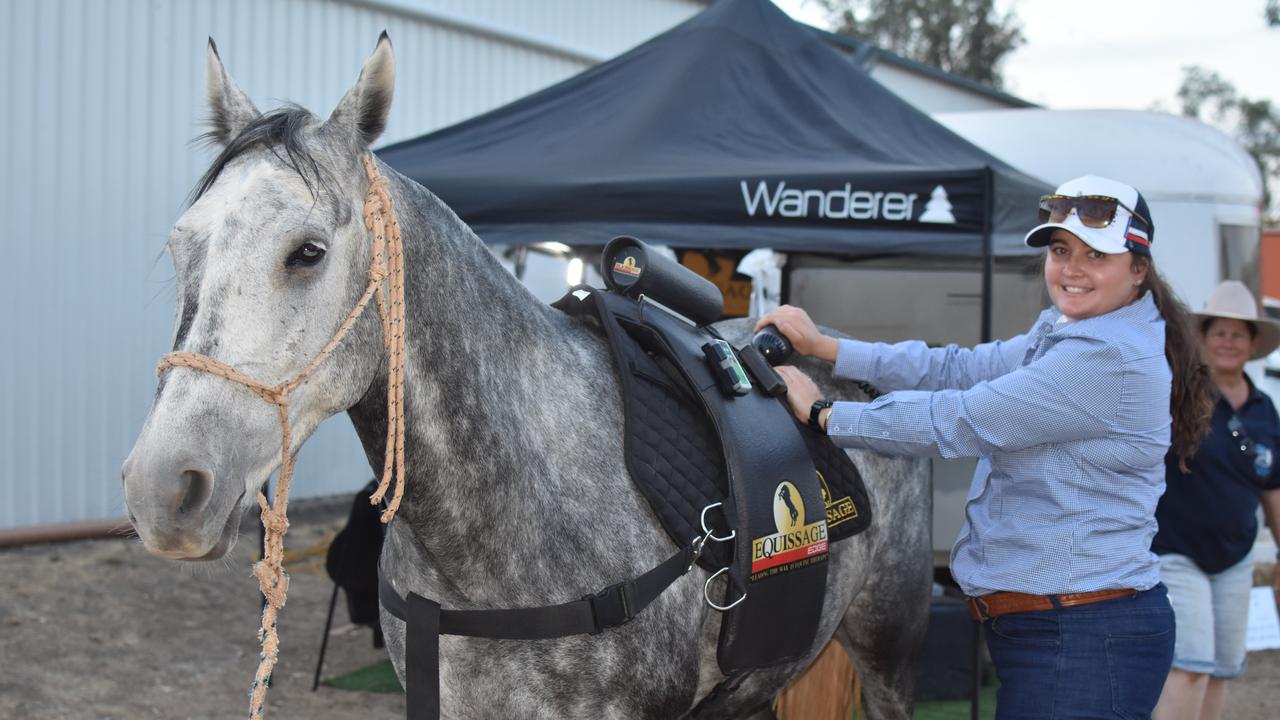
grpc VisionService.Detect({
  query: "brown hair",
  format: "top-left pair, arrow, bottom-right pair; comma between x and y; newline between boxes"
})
1200,316 -> 1258,339
1134,257 -> 1214,470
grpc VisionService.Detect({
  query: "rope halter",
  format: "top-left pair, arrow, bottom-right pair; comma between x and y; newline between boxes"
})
156,154 -> 407,719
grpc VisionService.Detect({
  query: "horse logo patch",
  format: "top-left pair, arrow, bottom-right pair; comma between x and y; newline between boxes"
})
612,255 -> 643,278
750,481 -> 828,581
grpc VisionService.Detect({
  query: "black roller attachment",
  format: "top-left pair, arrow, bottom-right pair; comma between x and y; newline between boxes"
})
751,325 -> 793,365
601,236 -> 724,326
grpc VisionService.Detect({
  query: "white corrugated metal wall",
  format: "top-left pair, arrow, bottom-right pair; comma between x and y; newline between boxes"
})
0,0 -> 701,530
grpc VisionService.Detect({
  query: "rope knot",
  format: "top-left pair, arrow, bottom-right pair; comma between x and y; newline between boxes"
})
260,510 -> 289,535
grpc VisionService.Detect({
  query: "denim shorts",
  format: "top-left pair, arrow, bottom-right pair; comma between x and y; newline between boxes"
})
983,584 -> 1174,720
1158,553 -> 1253,679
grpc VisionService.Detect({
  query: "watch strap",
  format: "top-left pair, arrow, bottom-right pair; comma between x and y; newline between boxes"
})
808,399 -> 833,432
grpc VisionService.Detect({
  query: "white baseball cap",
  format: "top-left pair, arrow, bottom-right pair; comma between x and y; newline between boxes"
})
1024,175 -> 1154,256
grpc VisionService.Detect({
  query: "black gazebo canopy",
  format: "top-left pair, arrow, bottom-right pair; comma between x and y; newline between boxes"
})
379,0 -> 1046,259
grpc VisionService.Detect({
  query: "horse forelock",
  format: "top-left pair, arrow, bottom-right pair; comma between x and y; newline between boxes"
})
191,105 -> 337,207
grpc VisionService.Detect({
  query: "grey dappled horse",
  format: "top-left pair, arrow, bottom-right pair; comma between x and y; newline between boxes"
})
121,36 -> 933,719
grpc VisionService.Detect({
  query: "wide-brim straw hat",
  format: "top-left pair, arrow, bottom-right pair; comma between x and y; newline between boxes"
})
1193,281 -> 1280,360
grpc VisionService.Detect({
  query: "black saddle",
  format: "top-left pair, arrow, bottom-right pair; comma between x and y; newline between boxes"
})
552,236 -> 874,677
554,282 -> 871,674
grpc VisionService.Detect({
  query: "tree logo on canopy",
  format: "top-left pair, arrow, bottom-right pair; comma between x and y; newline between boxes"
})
918,185 -> 956,224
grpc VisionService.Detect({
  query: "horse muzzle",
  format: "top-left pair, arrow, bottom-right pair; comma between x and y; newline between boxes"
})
121,445 -> 247,560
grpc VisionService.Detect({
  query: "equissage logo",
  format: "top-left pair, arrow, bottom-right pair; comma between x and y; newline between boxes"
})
739,180 -> 956,224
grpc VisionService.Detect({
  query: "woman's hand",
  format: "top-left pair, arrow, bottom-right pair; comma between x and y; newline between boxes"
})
754,305 -> 839,362
775,365 -> 824,426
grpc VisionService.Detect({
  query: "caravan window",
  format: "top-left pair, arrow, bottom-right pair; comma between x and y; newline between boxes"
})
1219,223 -> 1261,295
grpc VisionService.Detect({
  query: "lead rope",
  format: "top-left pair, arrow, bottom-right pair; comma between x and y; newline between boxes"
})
156,154 -> 407,719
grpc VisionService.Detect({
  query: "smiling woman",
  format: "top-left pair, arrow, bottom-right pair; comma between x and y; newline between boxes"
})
759,173 -> 1216,719
1153,281 -> 1280,720
1043,230 -> 1145,320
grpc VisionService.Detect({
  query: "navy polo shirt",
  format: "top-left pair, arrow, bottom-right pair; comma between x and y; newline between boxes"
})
1153,378 -> 1280,574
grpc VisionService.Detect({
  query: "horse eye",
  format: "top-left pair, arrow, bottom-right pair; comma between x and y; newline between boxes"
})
285,242 -> 326,268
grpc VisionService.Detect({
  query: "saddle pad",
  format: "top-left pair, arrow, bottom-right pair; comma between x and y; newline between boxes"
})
554,288 -> 872,572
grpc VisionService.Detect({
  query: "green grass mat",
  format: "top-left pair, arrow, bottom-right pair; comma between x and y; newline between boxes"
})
911,683 -> 998,720
322,659 -> 403,694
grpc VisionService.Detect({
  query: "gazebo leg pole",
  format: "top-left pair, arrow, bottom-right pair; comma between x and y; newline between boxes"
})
312,583 -> 341,691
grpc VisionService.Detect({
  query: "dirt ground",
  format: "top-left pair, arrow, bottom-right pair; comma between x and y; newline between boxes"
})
1,497 -> 404,720
2,496 -> 1277,720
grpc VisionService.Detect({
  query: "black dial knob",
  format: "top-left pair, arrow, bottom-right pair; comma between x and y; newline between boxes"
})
752,325 -> 793,365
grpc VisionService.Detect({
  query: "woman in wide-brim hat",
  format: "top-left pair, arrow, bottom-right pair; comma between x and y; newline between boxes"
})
1154,281 -> 1280,720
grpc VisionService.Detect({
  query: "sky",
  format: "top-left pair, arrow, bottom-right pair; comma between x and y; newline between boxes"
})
775,0 -> 1280,113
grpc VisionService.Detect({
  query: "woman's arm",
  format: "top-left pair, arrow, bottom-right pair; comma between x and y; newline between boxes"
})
833,335 -> 1031,392
822,335 -> 1125,458
757,304 -> 1033,392
1263,489 -> 1280,601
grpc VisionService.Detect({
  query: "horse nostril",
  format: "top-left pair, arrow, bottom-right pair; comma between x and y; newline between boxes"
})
176,469 -> 213,516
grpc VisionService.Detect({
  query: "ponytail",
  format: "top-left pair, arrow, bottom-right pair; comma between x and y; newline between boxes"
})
1136,258 -> 1213,470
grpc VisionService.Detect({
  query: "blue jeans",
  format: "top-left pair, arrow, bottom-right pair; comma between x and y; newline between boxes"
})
983,585 -> 1174,719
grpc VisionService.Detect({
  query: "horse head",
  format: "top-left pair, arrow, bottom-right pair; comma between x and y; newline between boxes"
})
121,36 -> 397,560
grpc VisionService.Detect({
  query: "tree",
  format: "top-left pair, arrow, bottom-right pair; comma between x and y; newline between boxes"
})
1177,66 -> 1280,218
1267,0 -> 1279,26
815,0 -> 1025,89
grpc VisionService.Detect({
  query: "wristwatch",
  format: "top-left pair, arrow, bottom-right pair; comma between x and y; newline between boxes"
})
809,399 -> 833,432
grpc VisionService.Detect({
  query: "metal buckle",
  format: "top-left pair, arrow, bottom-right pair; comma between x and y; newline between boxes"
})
703,567 -> 747,612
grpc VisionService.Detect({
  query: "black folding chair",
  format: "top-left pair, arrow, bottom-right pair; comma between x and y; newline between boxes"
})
312,479 -> 387,690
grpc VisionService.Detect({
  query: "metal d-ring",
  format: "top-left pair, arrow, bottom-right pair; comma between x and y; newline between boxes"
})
700,502 -> 736,542
703,567 -> 747,611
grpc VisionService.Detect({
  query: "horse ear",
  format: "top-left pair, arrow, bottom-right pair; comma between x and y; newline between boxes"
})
205,38 -> 260,145
325,32 -> 395,148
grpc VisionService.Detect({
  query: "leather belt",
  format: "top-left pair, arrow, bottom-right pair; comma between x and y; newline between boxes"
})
967,588 -> 1138,620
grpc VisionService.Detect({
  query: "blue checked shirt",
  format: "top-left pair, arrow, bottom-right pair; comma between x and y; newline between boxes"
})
826,293 -> 1171,597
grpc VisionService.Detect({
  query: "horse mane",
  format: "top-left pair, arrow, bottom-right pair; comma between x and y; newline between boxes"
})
190,105 -> 335,205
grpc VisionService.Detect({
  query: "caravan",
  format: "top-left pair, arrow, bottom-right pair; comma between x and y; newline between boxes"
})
935,109 -> 1264,311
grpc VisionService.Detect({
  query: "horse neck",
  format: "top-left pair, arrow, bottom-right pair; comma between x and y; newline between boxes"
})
349,167 -> 619,587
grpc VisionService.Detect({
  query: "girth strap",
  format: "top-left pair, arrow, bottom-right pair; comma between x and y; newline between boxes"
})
379,545 -> 698,720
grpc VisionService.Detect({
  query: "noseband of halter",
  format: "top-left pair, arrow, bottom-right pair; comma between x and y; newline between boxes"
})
155,153 -> 406,719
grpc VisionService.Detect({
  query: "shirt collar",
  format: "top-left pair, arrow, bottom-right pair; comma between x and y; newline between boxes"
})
1048,291 -> 1159,327
1216,373 -> 1265,411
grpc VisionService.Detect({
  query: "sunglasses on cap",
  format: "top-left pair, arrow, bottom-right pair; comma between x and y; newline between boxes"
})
1038,194 -> 1151,229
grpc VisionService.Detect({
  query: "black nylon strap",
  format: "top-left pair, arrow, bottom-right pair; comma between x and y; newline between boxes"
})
406,594 -> 440,720
380,546 -> 696,720
380,546 -> 693,637
686,671 -> 753,717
